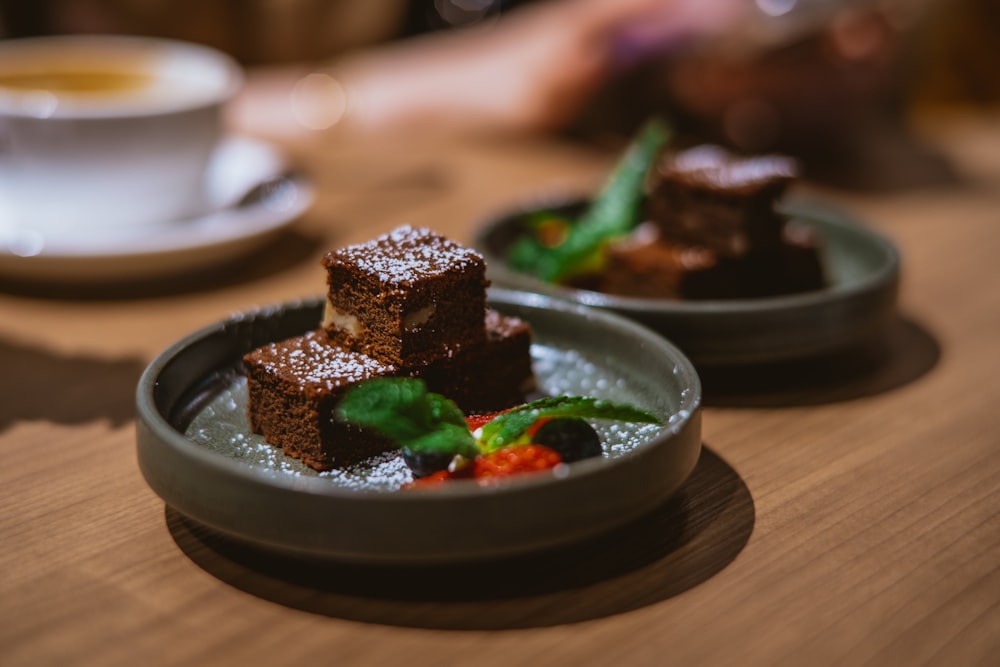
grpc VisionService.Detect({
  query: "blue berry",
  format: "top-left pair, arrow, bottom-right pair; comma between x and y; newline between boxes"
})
402,448 -> 454,478
533,418 -> 602,462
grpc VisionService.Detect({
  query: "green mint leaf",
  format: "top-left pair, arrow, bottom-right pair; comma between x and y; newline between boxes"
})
336,378 -> 478,458
479,395 -> 662,452
507,117 -> 672,283
403,422 -> 481,457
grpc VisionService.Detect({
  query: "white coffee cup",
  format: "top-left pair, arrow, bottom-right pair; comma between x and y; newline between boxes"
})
0,35 -> 243,241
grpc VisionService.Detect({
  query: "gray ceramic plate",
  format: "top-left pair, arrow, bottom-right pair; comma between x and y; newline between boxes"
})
473,198 -> 900,366
136,289 -> 702,564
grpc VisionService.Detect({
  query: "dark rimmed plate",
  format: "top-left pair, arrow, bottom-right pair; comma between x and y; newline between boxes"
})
136,289 -> 702,564
473,198 -> 900,366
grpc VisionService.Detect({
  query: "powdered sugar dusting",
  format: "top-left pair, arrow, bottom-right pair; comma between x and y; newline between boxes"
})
324,226 -> 484,285
484,309 -> 527,338
668,144 -> 797,190
248,331 -> 392,393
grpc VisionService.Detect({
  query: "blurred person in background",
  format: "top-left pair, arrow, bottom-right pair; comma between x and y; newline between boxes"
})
1,0 -> 996,189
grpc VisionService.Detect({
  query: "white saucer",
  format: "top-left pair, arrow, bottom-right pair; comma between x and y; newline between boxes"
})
0,135 -> 313,284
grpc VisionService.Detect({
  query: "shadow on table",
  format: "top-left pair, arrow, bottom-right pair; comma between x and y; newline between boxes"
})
699,314 -> 940,408
168,446 -> 753,629
0,335 -> 143,431
0,227 -> 323,301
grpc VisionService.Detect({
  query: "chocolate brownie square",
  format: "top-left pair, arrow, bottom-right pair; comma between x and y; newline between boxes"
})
244,330 -> 396,471
415,310 -> 536,414
322,226 -> 490,366
645,145 -> 798,257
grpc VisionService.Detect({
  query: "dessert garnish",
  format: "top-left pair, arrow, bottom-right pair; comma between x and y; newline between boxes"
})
335,377 -> 662,485
507,117 -> 672,283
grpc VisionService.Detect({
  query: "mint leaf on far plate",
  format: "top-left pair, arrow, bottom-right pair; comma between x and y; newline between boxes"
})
479,396 -> 662,453
336,377 -> 479,458
507,117 -> 672,283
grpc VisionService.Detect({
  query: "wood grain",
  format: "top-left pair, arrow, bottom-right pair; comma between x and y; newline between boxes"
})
1,114 -> 998,667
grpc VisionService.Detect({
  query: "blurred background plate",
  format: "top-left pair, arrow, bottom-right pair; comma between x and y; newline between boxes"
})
474,198 -> 900,367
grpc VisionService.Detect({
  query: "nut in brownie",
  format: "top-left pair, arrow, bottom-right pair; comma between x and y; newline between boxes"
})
321,226 -> 490,367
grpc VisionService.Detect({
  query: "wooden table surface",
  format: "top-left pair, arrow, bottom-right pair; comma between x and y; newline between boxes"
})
2,110 -> 998,667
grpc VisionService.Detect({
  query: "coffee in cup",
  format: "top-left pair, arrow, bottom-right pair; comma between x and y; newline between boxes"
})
0,35 -> 243,242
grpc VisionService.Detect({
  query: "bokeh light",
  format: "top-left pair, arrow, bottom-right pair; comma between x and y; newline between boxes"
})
291,72 -> 348,131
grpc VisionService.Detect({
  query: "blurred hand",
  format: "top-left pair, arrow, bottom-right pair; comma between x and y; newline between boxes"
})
227,0 -> 747,139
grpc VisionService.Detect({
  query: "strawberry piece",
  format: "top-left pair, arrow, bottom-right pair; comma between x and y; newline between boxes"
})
405,445 -> 561,488
406,470 -> 453,487
464,410 -> 509,431
405,462 -> 474,488
465,408 -> 550,440
474,444 -> 562,481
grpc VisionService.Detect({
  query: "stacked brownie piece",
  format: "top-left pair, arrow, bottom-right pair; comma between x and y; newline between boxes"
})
244,226 -> 535,471
243,331 -> 395,471
590,145 -> 825,299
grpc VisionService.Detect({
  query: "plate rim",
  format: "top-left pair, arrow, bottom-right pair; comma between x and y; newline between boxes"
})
137,289 -> 701,501
473,196 -> 901,364
135,289 -> 703,561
